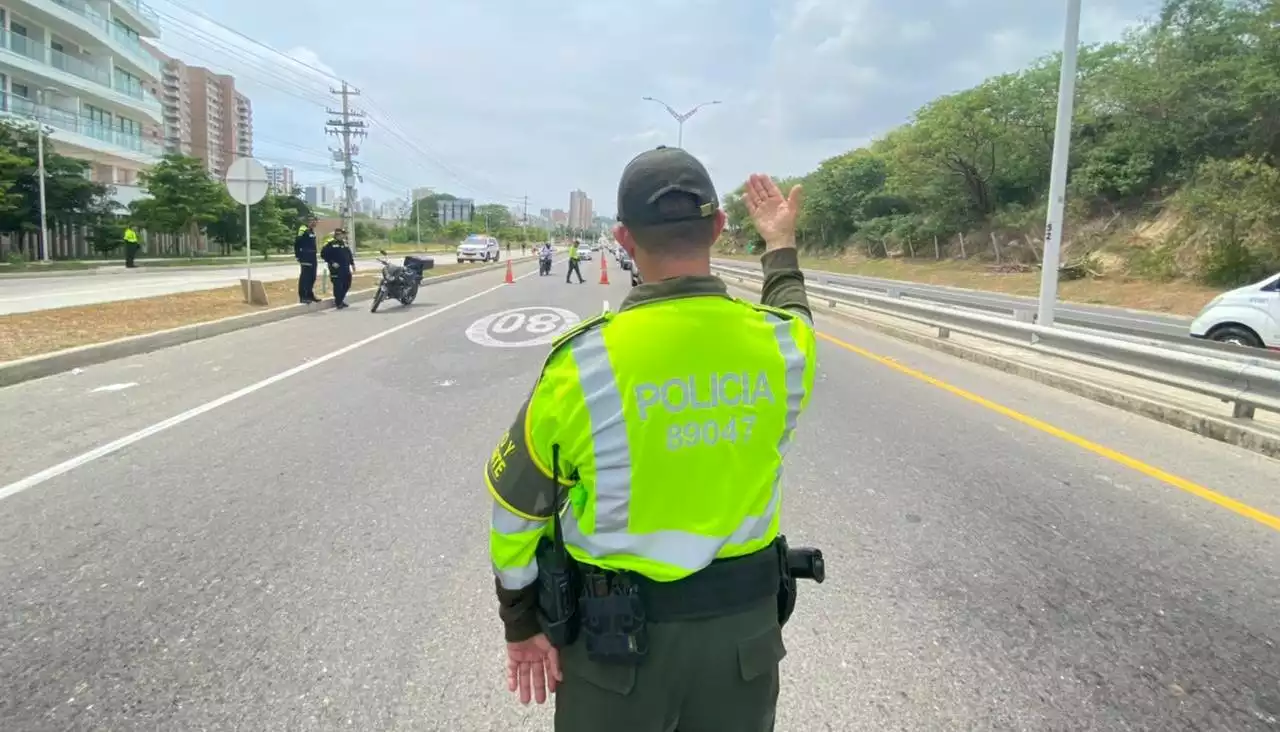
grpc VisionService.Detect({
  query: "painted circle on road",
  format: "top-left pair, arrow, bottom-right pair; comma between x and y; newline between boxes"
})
465,306 -> 581,348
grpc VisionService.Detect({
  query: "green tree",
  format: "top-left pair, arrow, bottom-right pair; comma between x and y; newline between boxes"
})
715,0 -> 1280,285
0,121 -> 109,242
131,154 -> 228,252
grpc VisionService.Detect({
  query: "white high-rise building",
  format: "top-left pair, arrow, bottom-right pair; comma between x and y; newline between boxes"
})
0,0 -> 166,206
568,189 -> 592,231
265,164 -> 293,194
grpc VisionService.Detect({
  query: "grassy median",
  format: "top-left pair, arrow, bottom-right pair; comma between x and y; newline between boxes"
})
0,263 -> 474,362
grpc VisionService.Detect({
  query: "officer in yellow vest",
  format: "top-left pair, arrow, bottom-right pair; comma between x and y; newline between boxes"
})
123,225 -> 140,268
485,146 -> 819,731
565,239 -> 585,284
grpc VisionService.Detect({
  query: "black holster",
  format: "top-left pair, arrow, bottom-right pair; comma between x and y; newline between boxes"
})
535,537 -> 580,648
775,534 -> 826,627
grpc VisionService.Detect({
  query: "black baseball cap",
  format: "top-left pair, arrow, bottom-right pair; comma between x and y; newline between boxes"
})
616,146 -> 719,227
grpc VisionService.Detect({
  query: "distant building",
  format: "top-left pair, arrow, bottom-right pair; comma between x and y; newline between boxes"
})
438,198 -> 474,225
304,185 -> 334,207
568,190 -> 593,230
148,45 -> 253,178
412,187 -> 433,201
265,165 -> 294,194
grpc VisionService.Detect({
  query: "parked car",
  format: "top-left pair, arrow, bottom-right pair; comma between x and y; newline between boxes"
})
618,249 -> 633,271
1189,272 -> 1280,349
457,235 -> 500,263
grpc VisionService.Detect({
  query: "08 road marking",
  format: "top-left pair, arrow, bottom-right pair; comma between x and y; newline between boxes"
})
0,266 -> 544,503
816,331 -> 1280,533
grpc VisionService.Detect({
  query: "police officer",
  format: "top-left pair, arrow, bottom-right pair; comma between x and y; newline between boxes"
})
320,227 -> 355,309
564,239 -> 585,284
485,146 -> 817,731
294,217 -> 320,304
123,224 -> 140,268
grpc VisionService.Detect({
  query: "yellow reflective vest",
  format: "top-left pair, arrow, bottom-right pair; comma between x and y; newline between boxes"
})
488,293 -> 817,586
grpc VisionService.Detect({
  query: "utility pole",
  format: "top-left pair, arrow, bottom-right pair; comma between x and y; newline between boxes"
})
326,81 -> 366,254
522,195 -> 528,246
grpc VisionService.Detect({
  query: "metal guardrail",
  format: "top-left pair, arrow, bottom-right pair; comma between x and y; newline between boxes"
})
710,258 -> 1280,365
712,263 -> 1280,421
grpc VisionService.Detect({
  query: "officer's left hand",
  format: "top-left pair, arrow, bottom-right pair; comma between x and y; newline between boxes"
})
506,633 -> 561,704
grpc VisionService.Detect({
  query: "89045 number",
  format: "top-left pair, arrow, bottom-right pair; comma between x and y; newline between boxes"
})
666,415 -> 756,451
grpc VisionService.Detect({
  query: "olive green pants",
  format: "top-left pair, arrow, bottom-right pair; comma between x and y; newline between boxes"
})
554,598 -> 784,732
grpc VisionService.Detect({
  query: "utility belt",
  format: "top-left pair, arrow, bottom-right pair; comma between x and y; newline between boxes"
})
535,535 -> 824,666
534,445 -> 825,666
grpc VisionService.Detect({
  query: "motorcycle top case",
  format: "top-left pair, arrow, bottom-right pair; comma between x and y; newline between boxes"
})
403,256 -> 435,275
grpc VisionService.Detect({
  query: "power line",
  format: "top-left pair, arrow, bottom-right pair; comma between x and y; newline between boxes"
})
150,0 -> 527,204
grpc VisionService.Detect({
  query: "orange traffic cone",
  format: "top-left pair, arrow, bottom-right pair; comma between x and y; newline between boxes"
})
504,259 -> 515,285
599,255 -> 610,285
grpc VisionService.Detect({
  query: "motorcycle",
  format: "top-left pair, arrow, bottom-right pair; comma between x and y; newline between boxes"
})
538,250 -> 553,276
371,249 -> 434,312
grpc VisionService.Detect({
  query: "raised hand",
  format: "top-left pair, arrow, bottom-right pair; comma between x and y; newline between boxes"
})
744,173 -> 804,251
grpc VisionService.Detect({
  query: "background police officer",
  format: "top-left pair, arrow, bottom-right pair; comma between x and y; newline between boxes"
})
294,217 -> 320,304
564,239 -> 585,284
123,224 -> 140,268
320,227 -> 355,309
485,146 -> 817,731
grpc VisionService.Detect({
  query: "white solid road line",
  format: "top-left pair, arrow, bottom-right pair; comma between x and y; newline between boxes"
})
0,267 -> 542,503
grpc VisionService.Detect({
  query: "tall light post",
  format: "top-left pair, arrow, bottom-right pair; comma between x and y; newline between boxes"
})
642,96 -> 722,148
32,87 -> 59,263
1036,0 -> 1083,328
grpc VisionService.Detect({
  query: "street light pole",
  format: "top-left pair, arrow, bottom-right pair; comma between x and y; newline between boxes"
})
36,123 -> 50,262
641,97 -> 722,148
1036,0 -> 1083,329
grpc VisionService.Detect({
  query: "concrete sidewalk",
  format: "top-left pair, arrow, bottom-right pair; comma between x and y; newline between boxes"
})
0,252 -> 465,315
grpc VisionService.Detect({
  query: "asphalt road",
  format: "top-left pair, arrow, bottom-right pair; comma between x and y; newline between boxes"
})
1,258 -> 1278,730
0,253 -> 494,315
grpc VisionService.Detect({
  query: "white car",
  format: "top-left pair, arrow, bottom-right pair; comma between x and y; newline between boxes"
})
457,235 -> 500,263
577,246 -> 594,261
1189,272 -> 1279,349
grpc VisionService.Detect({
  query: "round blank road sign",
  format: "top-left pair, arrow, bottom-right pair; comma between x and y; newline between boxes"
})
225,157 -> 269,206
465,306 -> 581,348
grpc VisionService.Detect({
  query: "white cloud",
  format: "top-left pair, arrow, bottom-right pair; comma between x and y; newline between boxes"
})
163,0 -> 1161,213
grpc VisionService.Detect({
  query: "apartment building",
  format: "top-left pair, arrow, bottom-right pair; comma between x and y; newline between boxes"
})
234,90 -> 249,157
0,0 -> 165,205
568,189 -> 593,231
146,44 -> 252,178
304,184 -> 333,208
264,163 -> 293,194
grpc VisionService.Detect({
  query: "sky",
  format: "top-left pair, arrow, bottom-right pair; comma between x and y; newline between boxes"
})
153,0 -> 1163,218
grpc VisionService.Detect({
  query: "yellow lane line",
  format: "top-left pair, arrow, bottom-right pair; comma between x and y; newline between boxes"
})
816,330 -> 1280,533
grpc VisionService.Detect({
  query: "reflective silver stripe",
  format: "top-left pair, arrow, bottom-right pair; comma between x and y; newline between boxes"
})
491,500 -> 546,535
768,312 -> 807,460
494,558 -> 539,590
569,328 -> 632,534
763,312 -> 809,543
561,499 -> 775,571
